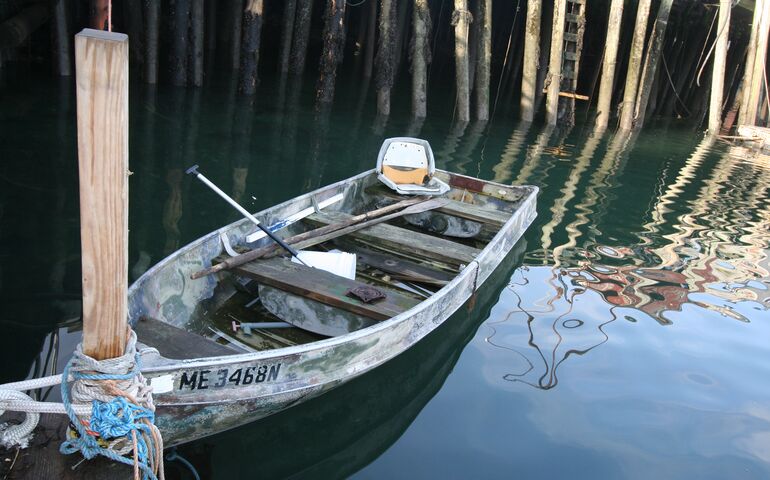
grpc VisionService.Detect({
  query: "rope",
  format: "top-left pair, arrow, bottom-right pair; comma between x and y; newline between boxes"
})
59,330 -> 164,480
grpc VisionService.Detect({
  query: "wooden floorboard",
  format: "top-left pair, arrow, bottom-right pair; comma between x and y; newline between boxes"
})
234,257 -> 420,321
306,211 -> 481,266
134,316 -> 239,359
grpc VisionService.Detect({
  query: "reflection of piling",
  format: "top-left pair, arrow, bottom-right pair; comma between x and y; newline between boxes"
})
279,0 -> 297,74
595,0 -> 623,130
521,0 -> 541,122
619,0 -> 652,131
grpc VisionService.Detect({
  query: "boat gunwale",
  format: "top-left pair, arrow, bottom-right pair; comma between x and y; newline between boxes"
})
132,170 -> 538,373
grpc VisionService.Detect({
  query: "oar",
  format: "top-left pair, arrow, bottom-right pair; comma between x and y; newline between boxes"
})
186,165 -> 309,267
191,197 -> 448,279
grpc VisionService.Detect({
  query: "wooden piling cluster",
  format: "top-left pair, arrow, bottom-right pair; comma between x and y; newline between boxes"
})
0,1 -> 761,132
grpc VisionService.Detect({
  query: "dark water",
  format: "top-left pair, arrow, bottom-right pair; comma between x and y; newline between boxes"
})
1,67 -> 770,479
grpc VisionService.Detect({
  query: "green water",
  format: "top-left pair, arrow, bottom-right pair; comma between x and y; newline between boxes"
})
2,67 -> 770,479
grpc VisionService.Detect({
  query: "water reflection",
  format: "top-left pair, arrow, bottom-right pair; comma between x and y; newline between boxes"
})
483,127 -> 770,392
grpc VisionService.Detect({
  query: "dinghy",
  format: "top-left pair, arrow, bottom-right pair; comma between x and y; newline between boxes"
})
125,138 -> 537,446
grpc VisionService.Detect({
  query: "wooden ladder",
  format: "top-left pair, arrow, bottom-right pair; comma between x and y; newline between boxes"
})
560,0 -> 587,120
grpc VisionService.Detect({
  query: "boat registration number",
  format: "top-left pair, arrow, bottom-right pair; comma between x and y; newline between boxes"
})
178,364 -> 282,391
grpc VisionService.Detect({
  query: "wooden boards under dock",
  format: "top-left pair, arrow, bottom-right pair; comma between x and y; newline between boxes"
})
233,257 -> 420,321
306,211 -> 481,266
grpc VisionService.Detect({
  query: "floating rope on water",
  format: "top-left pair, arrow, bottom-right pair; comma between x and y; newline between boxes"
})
60,330 -> 164,480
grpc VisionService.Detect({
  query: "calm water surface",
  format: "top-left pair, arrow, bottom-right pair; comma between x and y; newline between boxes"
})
1,67 -> 769,479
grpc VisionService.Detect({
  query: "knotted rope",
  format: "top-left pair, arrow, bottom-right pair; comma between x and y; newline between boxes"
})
60,330 -> 164,480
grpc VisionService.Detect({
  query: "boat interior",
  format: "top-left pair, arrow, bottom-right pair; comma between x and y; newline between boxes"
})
132,139 -> 534,359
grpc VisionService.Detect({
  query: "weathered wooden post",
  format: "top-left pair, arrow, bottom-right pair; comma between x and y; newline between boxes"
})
75,29 -> 129,360
316,0 -> 346,105
521,0 -> 541,122
545,0 -> 567,125
279,0 -> 298,74
475,0 -> 491,121
595,0 -> 623,130
231,0 -> 243,70
239,0 -> 265,95
290,0 -> 315,76
412,0 -> 430,118
708,0 -> 731,134
619,0 -> 652,131
453,0 -> 471,123
170,0 -> 191,86
363,0 -> 377,79
739,0 -> 769,127
633,0 -> 673,130
376,0 -> 397,116
53,0 -> 72,76
191,0 -> 204,86
144,0 -> 160,84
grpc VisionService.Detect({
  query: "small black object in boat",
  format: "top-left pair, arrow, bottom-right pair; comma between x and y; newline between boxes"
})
347,286 -> 387,304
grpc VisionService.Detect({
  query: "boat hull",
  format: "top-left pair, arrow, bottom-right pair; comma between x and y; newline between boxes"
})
128,170 -> 538,446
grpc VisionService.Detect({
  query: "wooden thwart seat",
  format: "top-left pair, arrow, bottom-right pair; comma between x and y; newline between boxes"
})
233,257 -> 420,321
306,211 -> 481,266
372,187 -> 511,227
134,317 -> 240,359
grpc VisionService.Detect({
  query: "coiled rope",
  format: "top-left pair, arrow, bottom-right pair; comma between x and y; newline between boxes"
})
0,330 -> 164,480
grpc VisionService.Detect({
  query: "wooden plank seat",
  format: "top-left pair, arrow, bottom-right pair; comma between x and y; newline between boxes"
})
233,257 -> 420,321
305,211 -> 482,266
371,186 -> 511,226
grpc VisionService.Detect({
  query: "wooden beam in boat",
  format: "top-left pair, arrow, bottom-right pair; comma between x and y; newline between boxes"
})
371,187 -> 510,227
306,211 -> 481,266
234,257 -> 420,321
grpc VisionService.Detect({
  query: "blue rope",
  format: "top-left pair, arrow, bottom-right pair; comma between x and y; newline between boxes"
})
59,353 -> 160,480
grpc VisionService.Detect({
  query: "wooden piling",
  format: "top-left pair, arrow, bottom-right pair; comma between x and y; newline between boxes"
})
316,0 -> 346,105
618,0 -> 652,131
290,0 -> 315,76
474,0 -> 491,121
708,0 -> 731,134
595,0 -> 623,130
74,29 -> 129,360
279,0 -> 298,74
412,0 -> 430,118
239,0 -> 265,95
53,0 -> 72,76
144,0 -> 160,84
545,0 -> 567,125
363,0 -> 377,79
634,0 -> 673,129
170,0 -> 192,86
191,0 -> 204,86
231,0 -> 244,70
521,0 -> 542,122
452,0 -> 471,123
739,0 -> 770,127
376,0 -> 396,116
